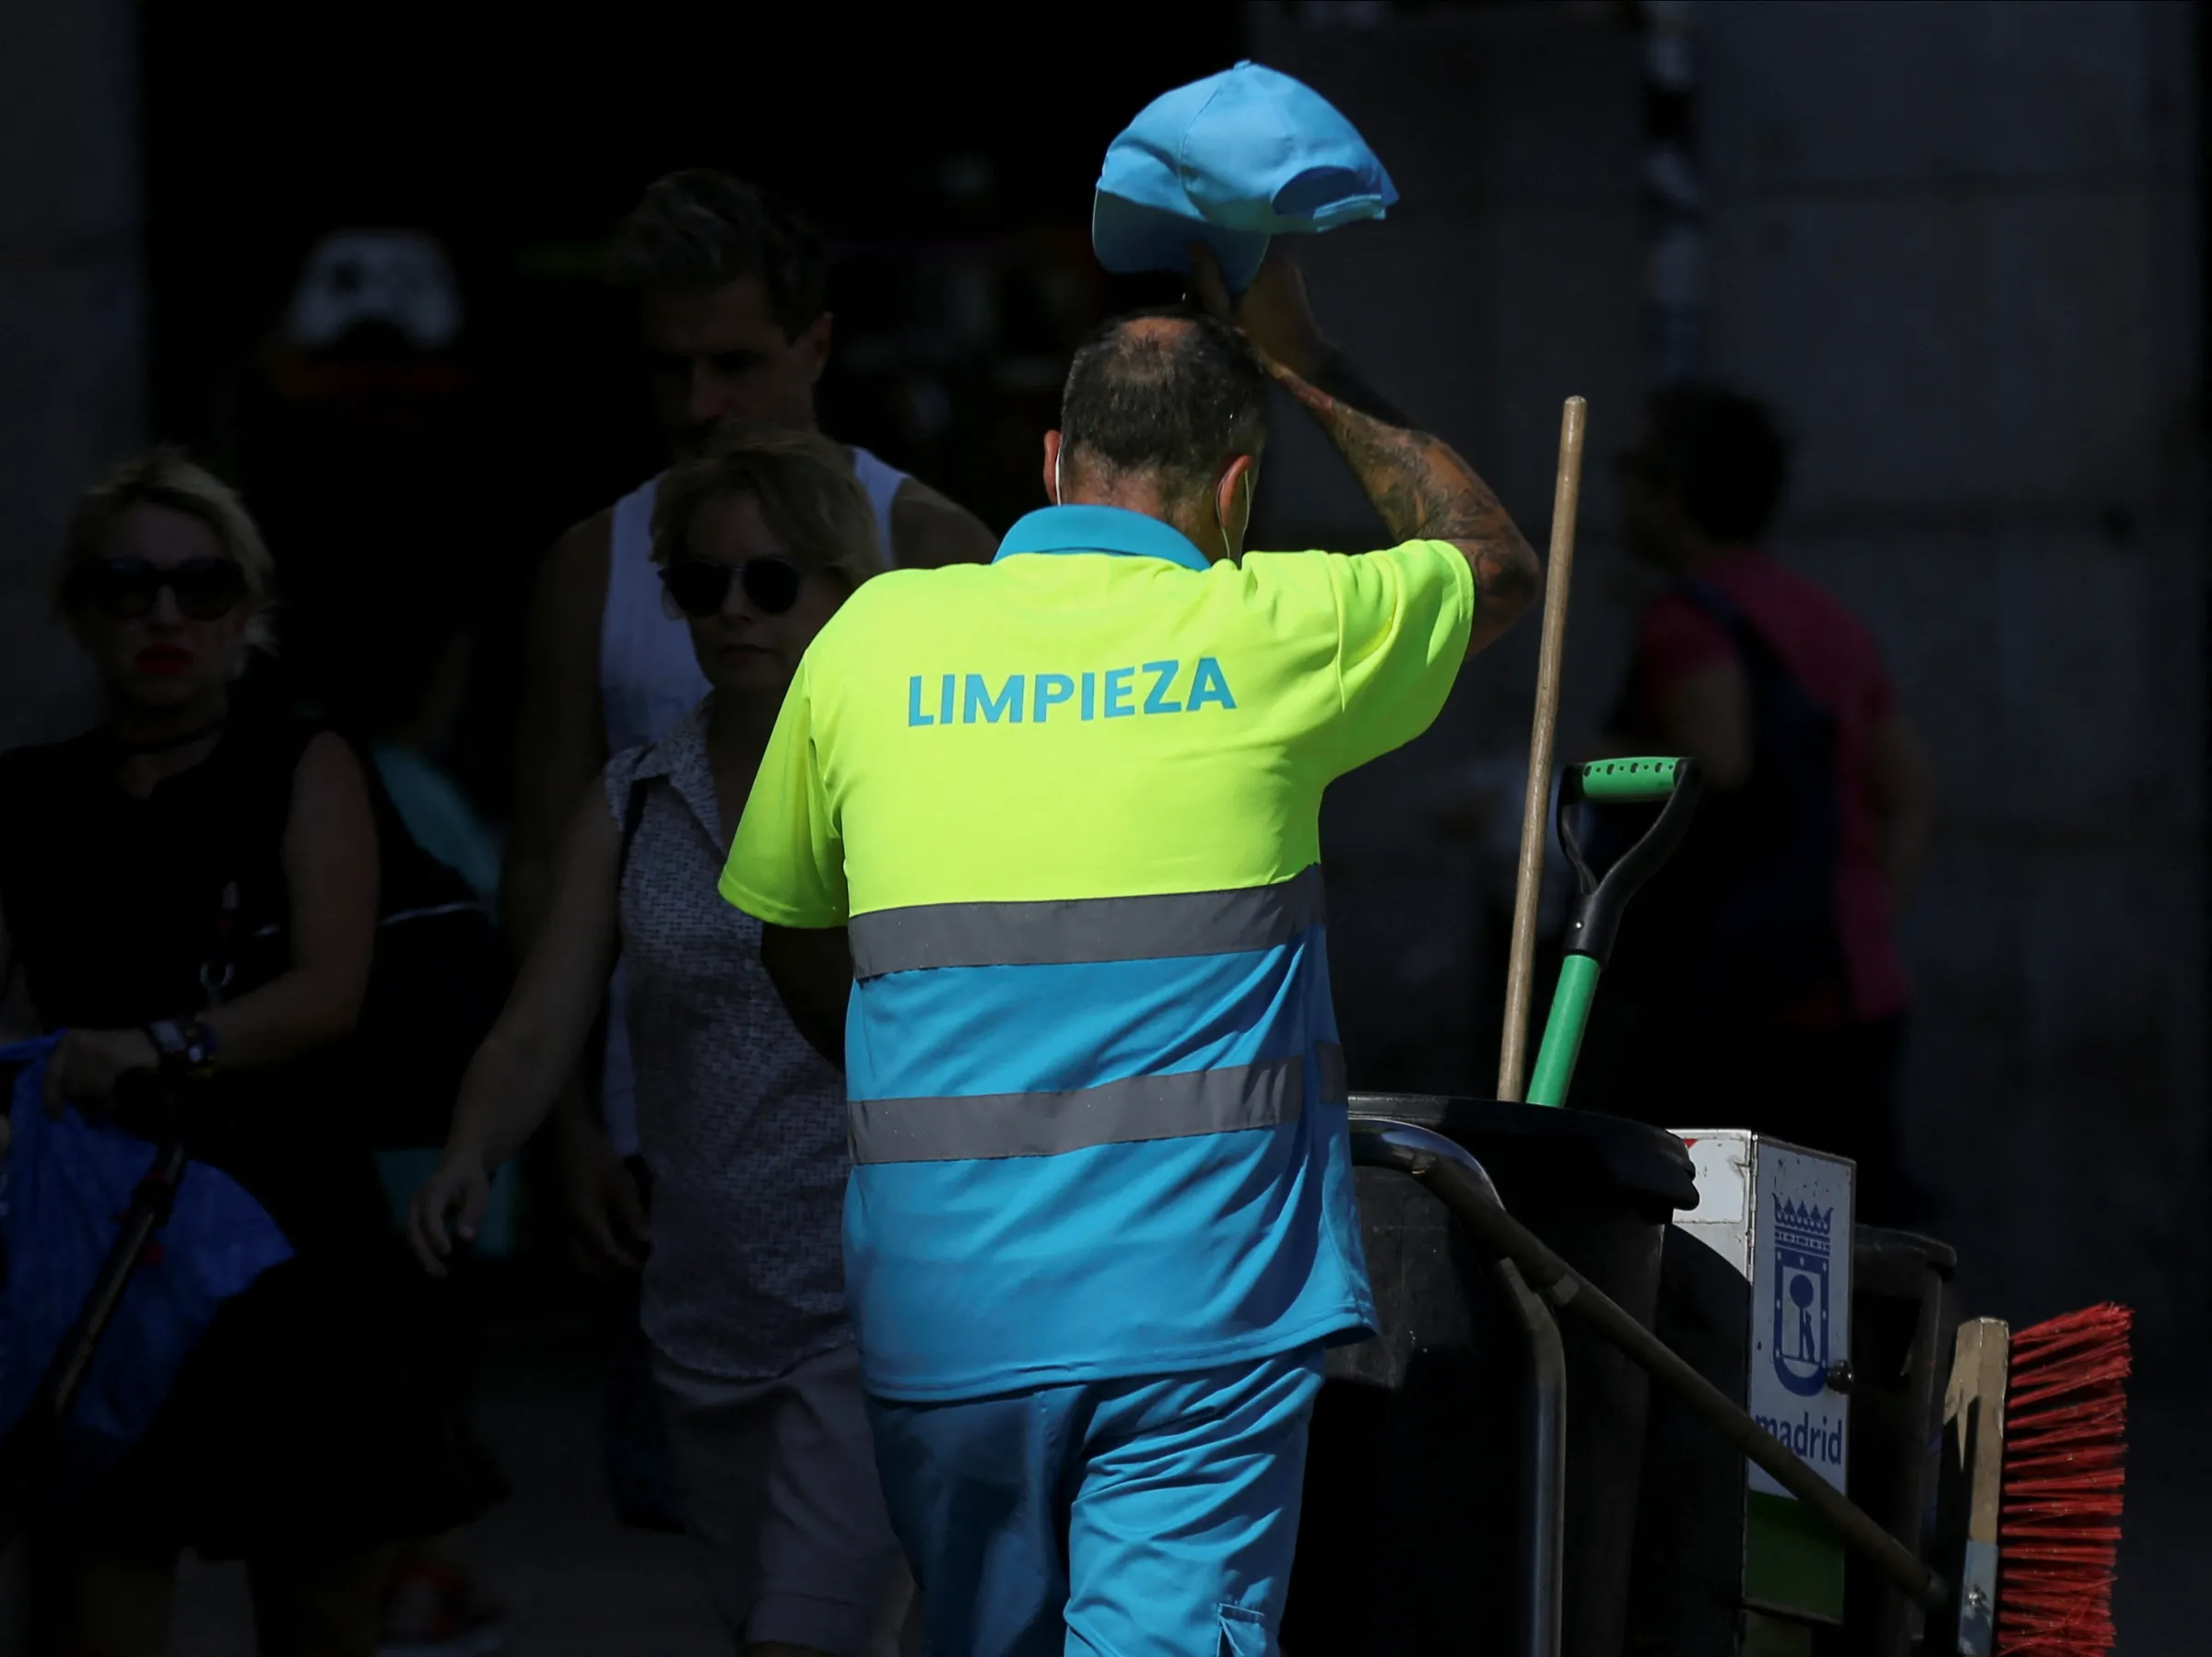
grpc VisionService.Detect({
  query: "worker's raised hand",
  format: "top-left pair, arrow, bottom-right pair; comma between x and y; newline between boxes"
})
409,1155 -> 491,1277
1187,241 -> 1330,381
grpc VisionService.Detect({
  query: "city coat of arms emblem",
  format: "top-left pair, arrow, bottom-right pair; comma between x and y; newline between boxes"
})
1771,1198 -> 1832,1397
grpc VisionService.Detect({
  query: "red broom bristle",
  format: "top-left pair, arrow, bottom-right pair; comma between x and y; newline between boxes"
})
1993,1304 -> 2132,1657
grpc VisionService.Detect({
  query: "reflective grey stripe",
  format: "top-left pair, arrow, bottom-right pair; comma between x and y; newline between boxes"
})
850,1049 -> 1341,1165
847,866 -> 1324,979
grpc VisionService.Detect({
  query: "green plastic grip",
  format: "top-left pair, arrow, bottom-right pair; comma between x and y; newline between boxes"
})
1527,953 -> 1600,1108
1575,757 -> 1686,805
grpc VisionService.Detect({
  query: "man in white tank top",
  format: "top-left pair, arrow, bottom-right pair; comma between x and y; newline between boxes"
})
505,170 -> 995,1273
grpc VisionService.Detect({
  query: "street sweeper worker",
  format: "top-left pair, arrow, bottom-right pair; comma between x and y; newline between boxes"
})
719,241 -> 1541,1656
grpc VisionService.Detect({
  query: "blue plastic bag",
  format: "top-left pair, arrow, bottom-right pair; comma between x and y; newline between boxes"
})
0,1036 -> 293,1480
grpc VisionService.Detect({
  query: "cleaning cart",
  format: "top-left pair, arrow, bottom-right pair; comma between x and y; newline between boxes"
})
1286,384 -> 2129,1656
1288,753 -> 1938,1654
1294,748 -> 2125,1657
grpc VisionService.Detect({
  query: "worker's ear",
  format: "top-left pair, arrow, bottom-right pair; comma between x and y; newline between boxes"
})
1042,430 -> 1065,505
1215,452 -> 1257,559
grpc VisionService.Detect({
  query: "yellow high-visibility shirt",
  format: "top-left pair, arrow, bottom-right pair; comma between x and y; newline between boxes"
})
724,504 -> 1473,1401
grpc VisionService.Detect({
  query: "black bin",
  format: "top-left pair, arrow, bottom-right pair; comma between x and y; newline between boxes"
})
1840,1226 -> 1958,1657
1286,1096 -> 1698,1657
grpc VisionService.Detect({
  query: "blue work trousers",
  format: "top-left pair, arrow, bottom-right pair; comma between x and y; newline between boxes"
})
867,1346 -> 1324,1657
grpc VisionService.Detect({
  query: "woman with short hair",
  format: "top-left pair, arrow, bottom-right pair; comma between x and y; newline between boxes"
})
412,425 -> 910,1657
0,451 -> 499,1656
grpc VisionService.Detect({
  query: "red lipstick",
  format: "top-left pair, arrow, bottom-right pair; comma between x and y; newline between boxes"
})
135,644 -> 193,676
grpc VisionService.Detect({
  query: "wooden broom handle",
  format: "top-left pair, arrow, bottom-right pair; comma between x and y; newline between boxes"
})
1497,396 -> 1586,1103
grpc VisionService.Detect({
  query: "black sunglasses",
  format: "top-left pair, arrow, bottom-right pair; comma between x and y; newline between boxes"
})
77,557 -> 250,622
660,557 -> 805,619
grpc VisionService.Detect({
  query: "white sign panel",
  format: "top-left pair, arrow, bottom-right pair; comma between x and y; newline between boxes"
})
1747,1142 -> 1853,1498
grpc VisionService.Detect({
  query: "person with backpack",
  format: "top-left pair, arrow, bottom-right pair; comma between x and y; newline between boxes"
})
1585,385 -> 1936,1220
305,594 -> 516,1656
0,452 -> 501,1657
409,426 -> 912,1656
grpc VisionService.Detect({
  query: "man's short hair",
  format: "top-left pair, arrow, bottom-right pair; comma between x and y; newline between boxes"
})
1059,309 -> 1269,499
608,169 -> 829,341
1643,383 -> 1792,543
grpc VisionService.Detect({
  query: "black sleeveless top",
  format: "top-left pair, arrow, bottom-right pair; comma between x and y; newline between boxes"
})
0,720 -> 387,1253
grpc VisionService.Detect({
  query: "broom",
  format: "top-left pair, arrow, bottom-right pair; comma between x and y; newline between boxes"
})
1945,1303 -> 2133,1657
1994,1304 -> 2133,1656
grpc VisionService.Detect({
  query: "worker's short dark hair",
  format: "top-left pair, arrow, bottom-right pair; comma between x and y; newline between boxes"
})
1059,309 -> 1269,500
1642,383 -> 1792,543
607,169 -> 828,341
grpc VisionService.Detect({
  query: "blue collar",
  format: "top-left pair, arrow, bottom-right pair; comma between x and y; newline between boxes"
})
993,505 -> 1211,573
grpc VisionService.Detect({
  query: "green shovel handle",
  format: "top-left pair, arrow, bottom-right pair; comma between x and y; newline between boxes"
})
1526,757 -> 1704,1107
1570,757 -> 1689,805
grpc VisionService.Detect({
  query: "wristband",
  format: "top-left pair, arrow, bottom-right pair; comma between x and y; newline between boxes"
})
146,1019 -> 188,1068
146,1018 -> 218,1080
185,1018 -> 220,1074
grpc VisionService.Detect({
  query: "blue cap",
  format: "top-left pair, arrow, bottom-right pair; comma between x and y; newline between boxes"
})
1092,61 -> 1397,293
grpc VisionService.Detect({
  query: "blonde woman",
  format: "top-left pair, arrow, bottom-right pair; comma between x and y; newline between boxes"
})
412,427 -> 909,1657
0,452 -> 498,1656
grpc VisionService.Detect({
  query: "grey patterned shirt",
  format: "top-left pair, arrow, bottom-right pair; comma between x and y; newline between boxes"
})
606,701 -> 851,1379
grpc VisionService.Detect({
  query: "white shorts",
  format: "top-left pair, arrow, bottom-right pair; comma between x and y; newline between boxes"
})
651,1341 -> 912,1654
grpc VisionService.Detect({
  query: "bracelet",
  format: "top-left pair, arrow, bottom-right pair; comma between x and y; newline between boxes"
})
146,1019 -> 188,1071
185,1017 -> 221,1074
145,1018 -> 218,1080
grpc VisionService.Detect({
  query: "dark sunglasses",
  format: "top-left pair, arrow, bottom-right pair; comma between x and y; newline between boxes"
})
76,557 -> 250,621
659,557 -> 805,619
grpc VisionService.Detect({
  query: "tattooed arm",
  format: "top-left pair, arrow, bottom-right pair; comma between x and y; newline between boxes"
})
1271,354 -> 1540,656
1192,244 -> 1542,658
